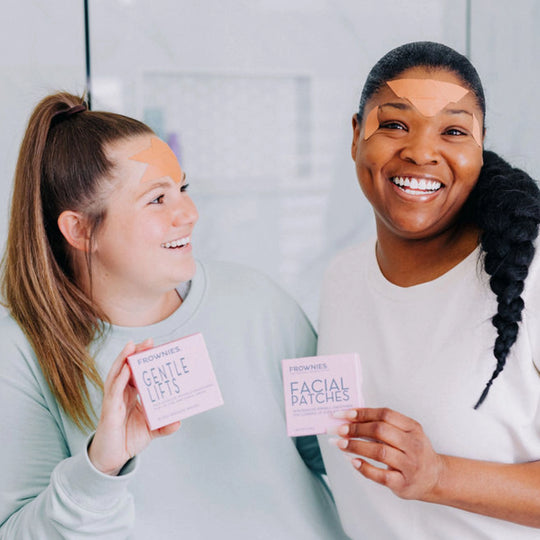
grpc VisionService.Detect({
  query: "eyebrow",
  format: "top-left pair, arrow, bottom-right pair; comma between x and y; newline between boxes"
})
443,108 -> 473,117
137,172 -> 187,198
379,102 -> 473,117
137,181 -> 170,199
379,102 -> 412,111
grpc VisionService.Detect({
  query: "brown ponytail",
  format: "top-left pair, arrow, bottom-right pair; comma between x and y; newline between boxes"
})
1,92 -> 153,430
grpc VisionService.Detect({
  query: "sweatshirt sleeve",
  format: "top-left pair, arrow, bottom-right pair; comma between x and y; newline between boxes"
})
0,319 -> 136,539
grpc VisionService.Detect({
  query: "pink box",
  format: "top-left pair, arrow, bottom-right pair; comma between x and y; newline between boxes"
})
127,333 -> 224,430
282,354 -> 363,437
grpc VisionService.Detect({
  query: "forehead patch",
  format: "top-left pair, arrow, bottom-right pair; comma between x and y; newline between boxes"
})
362,78 -> 483,145
386,78 -> 469,117
129,137 -> 183,184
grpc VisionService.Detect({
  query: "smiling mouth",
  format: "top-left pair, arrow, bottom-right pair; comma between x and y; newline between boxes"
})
161,236 -> 191,249
390,176 -> 442,195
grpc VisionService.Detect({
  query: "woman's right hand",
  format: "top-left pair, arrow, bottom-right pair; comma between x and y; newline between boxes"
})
88,340 -> 181,475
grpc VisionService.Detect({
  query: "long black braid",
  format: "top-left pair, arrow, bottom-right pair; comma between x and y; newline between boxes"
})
465,150 -> 540,407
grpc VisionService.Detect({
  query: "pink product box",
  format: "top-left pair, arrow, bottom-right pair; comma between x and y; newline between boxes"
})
282,354 -> 363,437
127,332 -> 224,431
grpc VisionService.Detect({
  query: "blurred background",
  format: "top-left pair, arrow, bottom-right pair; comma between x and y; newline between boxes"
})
1,0 -> 538,322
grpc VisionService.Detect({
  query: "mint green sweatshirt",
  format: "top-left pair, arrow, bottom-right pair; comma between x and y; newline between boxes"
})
0,260 -> 347,539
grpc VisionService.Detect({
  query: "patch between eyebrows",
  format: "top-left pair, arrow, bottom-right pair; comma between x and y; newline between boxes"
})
363,78 -> 482,146
386,79 -> 469,117
129,137 -> 183,184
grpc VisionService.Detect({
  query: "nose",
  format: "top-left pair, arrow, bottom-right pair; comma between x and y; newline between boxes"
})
399,130 -> 440,166
172,193 -> 199,227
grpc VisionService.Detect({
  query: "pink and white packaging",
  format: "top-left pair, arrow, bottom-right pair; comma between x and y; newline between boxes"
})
282,354 -> 363,437
127,332 -> 224,430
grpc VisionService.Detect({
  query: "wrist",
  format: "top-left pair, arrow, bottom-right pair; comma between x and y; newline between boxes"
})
422,453 -> 450,504
87,435 -> 125,476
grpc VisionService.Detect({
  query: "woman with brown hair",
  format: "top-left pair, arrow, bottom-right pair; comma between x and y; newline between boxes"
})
0,93 -> 346,539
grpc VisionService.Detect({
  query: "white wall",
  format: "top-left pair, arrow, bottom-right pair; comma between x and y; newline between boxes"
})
1,0 -> 538,322
0,0 -> 86,246
470,0 -> 540,175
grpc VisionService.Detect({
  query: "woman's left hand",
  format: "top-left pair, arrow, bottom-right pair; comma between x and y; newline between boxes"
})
330,407 -> 445,501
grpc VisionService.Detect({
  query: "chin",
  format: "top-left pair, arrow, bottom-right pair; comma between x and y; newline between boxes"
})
176,259 -> 197,282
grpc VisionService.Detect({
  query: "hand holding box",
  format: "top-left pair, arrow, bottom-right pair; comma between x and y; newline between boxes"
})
127,333 -> 224,430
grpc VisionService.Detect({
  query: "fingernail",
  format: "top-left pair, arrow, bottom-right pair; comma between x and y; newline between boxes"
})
327,424 -> 349,436
328,437 -> 348,450
332,410 -> 358,420
350,457 -> 362,469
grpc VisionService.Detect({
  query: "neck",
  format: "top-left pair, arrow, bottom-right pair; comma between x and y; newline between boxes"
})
96,289 -> 182,327
375,222 -> 480,287
76,270 -> 182,327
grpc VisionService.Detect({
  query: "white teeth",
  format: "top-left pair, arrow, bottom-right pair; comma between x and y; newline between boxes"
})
161,236 -> 190,249
391,177 -> 441,193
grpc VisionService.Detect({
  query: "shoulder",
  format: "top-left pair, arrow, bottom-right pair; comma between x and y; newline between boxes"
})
0,312 -> 50,399
195,259 -> 315,356
198,259 -> 298,307
322,239 -> 374,294
197,258 -> 314,328
325,240 -> 374,277
0,312 -> 35,359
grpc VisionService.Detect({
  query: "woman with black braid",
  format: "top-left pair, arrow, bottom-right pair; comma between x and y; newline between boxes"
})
317,41 -> 540,539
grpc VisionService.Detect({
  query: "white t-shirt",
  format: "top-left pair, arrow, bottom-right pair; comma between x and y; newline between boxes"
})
318,239 -> 540,539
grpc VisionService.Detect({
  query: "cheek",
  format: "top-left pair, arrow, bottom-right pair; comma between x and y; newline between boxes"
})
355,142 -> 392,192
359,140 -> 383,167
454,148 -> 483,186
133,213 -> 169,239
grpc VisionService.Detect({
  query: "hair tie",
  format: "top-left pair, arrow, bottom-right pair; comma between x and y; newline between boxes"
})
51,103 -> 87,126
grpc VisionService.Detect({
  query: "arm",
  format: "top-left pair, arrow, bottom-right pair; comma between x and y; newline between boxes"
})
331,407 -> 540,528
0,337 -> 179,539
0,344 -> 135,539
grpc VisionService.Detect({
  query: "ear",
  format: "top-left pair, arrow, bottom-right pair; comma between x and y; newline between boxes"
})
351,114 -> 361,160
57,211 -> 92,252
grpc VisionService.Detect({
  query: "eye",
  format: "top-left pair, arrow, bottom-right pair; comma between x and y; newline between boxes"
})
380,121 -> 407,131
180,183 -> 190,193
444,127 -> 467,136
149,194 -> 165,205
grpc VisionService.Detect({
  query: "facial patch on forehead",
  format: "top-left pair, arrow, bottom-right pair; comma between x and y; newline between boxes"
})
386,78 -> 469,117
129,137 -> 183,184
362,78 -> 483,146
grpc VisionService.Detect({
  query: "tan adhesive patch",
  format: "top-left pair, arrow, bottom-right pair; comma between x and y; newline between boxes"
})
387,79 -> 469,117
471,115 -> 482,146
363,106 -> 379,140
362,78 -> 483,146
129,137 -> 183,184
